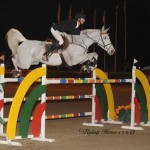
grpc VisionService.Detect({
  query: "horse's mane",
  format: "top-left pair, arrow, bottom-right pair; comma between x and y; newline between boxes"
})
80,29 -> 101,35
82,28 -> 108,34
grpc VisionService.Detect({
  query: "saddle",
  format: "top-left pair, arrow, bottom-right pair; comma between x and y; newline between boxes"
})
45,36 -> 69,52
44,38 -> 53,52
43,36 -> 70,61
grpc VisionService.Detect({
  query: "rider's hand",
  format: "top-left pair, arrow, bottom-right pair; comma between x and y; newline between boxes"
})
80,30 -> 85,34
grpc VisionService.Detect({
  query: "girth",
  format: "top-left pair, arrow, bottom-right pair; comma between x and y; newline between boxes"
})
59,53 -> 68,67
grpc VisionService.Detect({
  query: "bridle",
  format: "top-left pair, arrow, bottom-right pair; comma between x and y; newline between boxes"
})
82,30 -> 113,52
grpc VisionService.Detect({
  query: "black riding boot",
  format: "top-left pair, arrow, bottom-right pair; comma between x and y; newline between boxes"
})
43,42 -> 61,60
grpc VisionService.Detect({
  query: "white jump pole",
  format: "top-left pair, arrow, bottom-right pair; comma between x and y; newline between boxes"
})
82,69 -> 104,127
121,64 -> 143,130
0,64 -> 5,135
31,64 -> 55,142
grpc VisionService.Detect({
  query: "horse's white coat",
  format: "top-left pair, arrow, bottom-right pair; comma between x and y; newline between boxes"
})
6,26 -> 115,74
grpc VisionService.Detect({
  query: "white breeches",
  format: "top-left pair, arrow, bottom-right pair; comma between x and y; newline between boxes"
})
50,27 -> 64,45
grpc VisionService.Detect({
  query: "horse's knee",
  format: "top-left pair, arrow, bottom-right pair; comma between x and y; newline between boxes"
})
92,57 -> 97,67
93,52 -> 98,58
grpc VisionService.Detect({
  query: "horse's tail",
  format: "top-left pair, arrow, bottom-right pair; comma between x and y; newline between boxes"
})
6,28 -> 27,56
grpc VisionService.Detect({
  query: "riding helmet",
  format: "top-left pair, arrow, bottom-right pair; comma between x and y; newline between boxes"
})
75,13 -> 86,19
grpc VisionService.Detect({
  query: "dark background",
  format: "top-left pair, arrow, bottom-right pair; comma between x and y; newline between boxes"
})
0,0 -> 150,72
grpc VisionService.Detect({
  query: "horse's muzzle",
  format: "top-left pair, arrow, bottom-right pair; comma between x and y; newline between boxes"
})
108,49 -> 115,55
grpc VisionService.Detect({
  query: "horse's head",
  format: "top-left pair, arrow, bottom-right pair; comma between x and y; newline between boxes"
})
81,27 -> 115,55
98,26 -> 115,55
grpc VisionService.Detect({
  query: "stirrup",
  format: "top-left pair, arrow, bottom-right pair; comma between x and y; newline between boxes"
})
44,54 -> 50,61
43,50 -> 50,56
43,51 -> 49,61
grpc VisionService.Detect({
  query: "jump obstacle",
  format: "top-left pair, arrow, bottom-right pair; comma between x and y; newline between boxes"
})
0,63 -> 150,146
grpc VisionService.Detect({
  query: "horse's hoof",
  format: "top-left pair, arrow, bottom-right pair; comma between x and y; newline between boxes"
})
80,65 -> 87,72
10,69 -> 16,74
87,67 -> 92,73
12,71 -> 20,78
90,66 -> 95,72
92,58 -> 97,67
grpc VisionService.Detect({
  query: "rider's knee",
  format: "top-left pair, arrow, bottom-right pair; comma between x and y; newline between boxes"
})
59,40 -> 63,45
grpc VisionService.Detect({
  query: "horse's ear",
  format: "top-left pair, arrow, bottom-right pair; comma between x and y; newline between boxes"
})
101,26 -> 109,33
101,26 -> 105,31
105,27 -> 110,33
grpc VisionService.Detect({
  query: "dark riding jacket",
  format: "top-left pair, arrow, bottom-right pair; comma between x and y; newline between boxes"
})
52,19 -> 80,35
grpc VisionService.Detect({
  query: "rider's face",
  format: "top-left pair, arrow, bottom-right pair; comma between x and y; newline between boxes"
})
79,18 -> 85,25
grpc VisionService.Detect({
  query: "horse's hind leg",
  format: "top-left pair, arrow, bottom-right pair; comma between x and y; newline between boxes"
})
11,57 -> 21,77
11,57 -> 19,71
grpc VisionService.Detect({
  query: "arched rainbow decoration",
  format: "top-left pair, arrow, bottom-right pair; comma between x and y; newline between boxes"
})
135,69 -> 150,121
6,66 -> 46,140
95,68 -> 115,120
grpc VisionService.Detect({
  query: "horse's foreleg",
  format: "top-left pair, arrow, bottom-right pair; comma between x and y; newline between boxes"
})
77,52 -> 98,73
83,52 -> 98,69
88,52 -> 98,72
82,60 -> 92,73
91,52 -> 98,68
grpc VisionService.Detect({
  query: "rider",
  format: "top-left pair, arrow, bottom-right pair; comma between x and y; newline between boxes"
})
43,13 -> 86,60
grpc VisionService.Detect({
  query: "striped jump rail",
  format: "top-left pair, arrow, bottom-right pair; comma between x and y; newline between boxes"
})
16,112 -> 93,121
44,112 -> 92,120
3,77 -> 41,83
3,95 -> 94,103
46,78 -> 133,84
3,77 -> 133,84
3,112 -> 92,123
